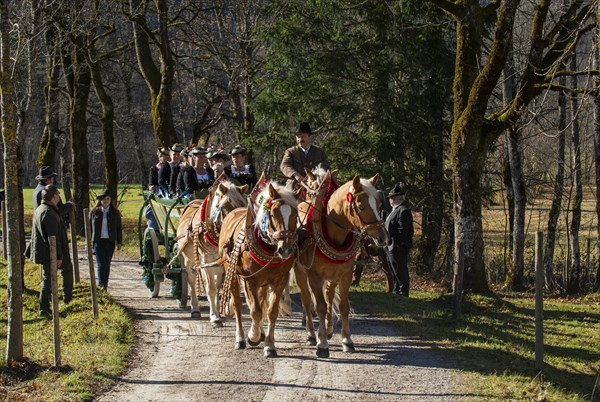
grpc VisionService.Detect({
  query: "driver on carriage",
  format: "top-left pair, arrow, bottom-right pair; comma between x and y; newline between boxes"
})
280,122 -> 329,187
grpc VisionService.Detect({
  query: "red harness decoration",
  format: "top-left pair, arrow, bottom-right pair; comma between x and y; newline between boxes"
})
247,227 -> 293,267
307,179 -> 356,264
199,196 -> 219,247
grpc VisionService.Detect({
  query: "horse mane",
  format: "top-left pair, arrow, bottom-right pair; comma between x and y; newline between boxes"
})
312,165 -> 328,183
217,181 -> 247,207
255,182 -> 298,225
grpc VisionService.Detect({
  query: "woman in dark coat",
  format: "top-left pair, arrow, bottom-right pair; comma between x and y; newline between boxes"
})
90,190 -> 123,290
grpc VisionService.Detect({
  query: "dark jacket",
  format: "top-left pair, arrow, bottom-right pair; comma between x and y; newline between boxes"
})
385,200 -> 413,251
33,182 -> 74,222
177,164 -> 196,194
230,164 -> 257,187
149,165 -> 159,188
169,163 -> 181,194
90,206 -> 123,244
27,202 -> 70,265
197,166 -> 215,191
280,144 -> 329,181
157,162 -> 171,192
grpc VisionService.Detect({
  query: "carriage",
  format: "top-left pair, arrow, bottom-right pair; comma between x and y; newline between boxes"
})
137,189 -> 208,305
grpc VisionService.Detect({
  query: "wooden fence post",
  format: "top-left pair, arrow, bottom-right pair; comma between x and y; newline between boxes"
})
69,210 -> 80,283
453,237 -> 464,319
535,231 -> 544,373
83,208 -> 98,319
49,236 -> 61,367
1,201 -> 7,259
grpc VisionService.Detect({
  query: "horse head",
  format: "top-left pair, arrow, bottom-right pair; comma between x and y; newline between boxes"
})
210,182 -> 249,229
339,174 -> 389,248
255,183 -> 300,260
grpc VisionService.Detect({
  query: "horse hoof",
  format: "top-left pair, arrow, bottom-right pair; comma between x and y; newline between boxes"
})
316,347 -> 330,358
211,320 -> 223,328
248,337 -> 262,347
235,341 -> 246,350
191,311 -> 201,319
327,333 -> 333,340
306,336 -> 317,346
342,342 -> 355,353
264,349 -> 278,358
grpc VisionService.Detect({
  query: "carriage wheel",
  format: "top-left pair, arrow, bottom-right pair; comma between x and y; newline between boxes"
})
145,227 -> 161,298
173,243 -> 189,308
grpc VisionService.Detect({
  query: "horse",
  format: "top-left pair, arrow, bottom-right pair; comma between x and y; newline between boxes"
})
294,171 -> 389,357
176,181 -> 248,325
219,182 -> 300,357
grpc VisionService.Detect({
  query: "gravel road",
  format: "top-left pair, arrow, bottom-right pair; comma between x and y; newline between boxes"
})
85,255 -> 463,401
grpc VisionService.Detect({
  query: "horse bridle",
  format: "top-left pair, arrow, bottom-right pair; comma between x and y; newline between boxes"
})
345,190 -> 385,237
258,199 -> 296,246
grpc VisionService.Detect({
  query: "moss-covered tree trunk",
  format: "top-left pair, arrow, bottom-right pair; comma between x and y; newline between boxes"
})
62,41 -> 91,233
544,82 -> 566,291
130,0 -> 178,147
89,60 -> 118,197
1,0 -> 23,362
37,26 -> 61,168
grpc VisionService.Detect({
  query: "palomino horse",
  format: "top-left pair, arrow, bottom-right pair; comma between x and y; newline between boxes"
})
295,171 -> 389,357
219,183 -> 300,357
176,181 -> 248,325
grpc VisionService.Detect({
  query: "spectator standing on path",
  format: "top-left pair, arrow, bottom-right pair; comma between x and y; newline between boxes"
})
385,183 -> 414,297
90,189 -> 123,291
280,122 -> 329,187
26,185 -> 73,317
32,166 -> 75,219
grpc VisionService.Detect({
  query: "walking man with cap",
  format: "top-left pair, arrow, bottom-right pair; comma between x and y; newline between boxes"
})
385,183 -> 414,297
26,185 -> 73,316
280,122 -> 329,185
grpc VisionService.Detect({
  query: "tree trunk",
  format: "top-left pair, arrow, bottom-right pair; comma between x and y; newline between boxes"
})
37,26 -> 61,168
130,0 -> 178,147
544,81 -> 566,291
420,130 -> 445,274
502,51 -> 526,289
1,0 -> 24,361
124,77 -> 148,189
594,5 -> 600,292
62,41 -> 91,233
568,52 -> 582,295
89,59 -> 118,197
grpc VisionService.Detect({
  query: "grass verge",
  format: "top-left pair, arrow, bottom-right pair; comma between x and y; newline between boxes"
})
351,280 -> 600,401
0,262 -> 133,401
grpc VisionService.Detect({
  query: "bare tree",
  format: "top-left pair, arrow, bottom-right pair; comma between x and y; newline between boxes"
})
1,0 -> 24,362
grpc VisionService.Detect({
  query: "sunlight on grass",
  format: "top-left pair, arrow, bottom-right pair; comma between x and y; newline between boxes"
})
350,285 -> 600,401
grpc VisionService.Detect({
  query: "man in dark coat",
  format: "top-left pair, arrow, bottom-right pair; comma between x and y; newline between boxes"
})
32,166 -> 75,219
385,183 -> 414,297
27,185 -> 73,316
157,147 -> 172,195
280,122 -> 329,185
168,143 -> 184,194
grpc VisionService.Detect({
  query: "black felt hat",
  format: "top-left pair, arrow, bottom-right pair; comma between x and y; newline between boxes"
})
230,145 -> 247,155
96,189 -> 112,200
296,122 -> 313,135
388,183 -> 405,198
169,143 -> 184,152
191,147 -> 208,155
158,147 -> 170,156
35,166 -> 58,181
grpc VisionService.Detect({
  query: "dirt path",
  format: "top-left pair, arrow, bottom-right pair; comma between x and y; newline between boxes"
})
84,255 -> 463,401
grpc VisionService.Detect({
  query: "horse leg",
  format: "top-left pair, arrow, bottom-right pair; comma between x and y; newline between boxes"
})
339,271 -> 355,352
308,272 -> 329,358
293,265 -> 316,345
263,279 -> 284,358
245,280 -> 264,346
231,276 -> 245,350
204,266 -> 224,328
324,281 -> 337,340
180,249 -> 201,319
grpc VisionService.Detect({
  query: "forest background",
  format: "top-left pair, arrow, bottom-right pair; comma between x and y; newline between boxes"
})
1,0 -> 599,317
